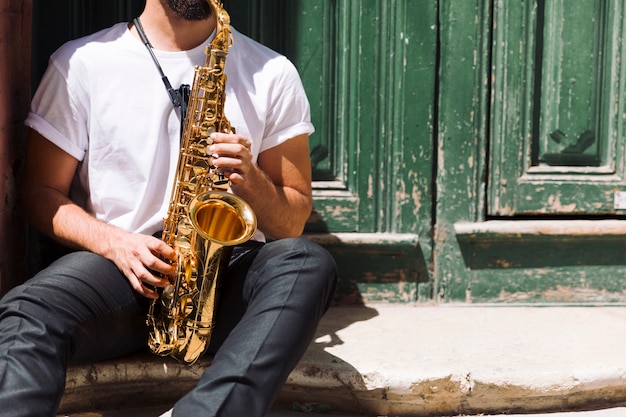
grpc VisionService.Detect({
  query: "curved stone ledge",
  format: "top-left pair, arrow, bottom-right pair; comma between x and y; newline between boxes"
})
60,305 -> 626,416
60,353 -> 211,413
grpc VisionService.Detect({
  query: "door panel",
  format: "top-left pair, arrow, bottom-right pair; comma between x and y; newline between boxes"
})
489,0 -> 626,215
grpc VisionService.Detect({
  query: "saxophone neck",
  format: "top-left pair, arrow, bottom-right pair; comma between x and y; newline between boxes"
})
208,0 -> 233,53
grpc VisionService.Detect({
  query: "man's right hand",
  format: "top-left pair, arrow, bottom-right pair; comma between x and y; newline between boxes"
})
104,231 -> 176,299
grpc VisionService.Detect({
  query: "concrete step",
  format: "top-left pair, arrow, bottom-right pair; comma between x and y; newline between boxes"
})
59,407 -> 626,417
59,305 -> 626,416
58,405 -> 348,416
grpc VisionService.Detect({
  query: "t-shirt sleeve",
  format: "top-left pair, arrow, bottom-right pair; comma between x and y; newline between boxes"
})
24,57 -> 89,161
259,58 -> 314,153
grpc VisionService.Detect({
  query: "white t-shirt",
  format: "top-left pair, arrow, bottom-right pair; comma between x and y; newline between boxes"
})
25,23 -> 314,241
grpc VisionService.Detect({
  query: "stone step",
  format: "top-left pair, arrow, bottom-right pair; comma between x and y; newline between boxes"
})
59,305 -> 626,416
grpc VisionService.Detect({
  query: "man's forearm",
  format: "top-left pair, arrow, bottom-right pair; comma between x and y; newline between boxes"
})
22,187 -> 124,258
233,169 -> 312,239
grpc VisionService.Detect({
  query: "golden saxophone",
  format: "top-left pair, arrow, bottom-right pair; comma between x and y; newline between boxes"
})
147,0 -> 257,365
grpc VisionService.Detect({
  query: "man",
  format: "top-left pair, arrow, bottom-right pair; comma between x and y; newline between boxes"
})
0,0 -> 337,416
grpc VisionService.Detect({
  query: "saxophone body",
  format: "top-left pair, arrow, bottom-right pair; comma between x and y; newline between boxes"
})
147,0 -> 257,365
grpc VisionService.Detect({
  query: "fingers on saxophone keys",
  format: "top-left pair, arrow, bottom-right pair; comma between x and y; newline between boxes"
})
135,266 -> 168,288
129,272 -> 159,299
141,285 -> 159,300
147,272 -> 170,288
208,153 -> 219,168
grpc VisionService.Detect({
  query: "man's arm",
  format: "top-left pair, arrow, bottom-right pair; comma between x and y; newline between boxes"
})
20,129 -> 174,298
209,133 -> 313,239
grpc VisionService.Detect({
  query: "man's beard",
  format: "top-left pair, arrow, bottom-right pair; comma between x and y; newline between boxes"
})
165,0 -> 212,20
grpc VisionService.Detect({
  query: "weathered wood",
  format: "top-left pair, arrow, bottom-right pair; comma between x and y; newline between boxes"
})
0,0 -> 31,296
489,0 -> 626,215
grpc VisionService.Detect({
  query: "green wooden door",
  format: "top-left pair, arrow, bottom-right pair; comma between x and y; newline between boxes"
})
489,0 -> 626,216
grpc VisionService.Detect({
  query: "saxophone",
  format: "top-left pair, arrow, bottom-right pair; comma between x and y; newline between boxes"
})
147,0 -> 257,365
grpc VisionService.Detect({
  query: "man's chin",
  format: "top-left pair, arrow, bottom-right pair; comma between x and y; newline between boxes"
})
165,0 -> 212,21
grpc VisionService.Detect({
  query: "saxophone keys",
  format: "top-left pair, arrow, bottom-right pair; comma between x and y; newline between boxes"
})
161,285 -> 175,309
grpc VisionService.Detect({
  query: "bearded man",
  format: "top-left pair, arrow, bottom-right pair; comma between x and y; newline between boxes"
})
0,1 -> 337,416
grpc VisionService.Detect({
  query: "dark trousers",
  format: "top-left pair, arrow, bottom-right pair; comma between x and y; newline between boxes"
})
0,237 -> 337,417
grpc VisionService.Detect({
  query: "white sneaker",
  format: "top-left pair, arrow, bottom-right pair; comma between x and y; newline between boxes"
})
158,409 -> 173,417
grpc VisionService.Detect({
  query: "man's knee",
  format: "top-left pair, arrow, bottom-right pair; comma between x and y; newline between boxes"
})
263,238 -> 337,307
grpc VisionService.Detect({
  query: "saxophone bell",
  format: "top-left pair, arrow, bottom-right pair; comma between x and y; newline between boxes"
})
189,191 -> 257,246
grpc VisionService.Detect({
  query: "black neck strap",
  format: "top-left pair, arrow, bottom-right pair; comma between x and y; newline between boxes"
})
133,18 -> 189,137
133,17 -> 187,109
